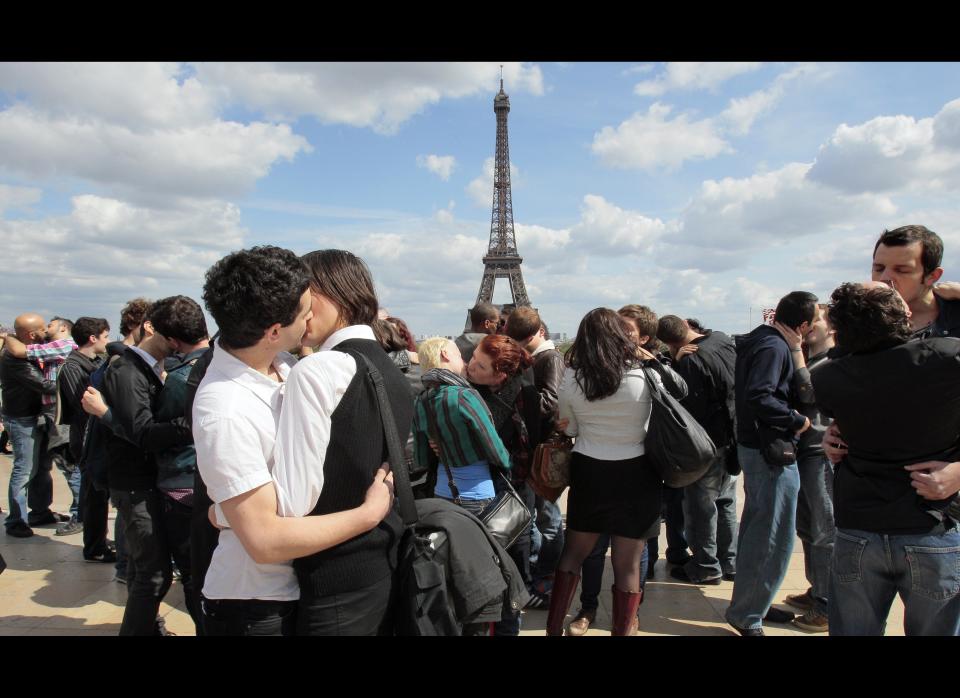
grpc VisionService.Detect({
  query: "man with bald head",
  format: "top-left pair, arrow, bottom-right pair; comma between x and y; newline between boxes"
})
1,313 -> 67,537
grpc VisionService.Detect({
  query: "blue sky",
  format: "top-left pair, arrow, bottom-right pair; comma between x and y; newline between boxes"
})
1,62 -> 959,338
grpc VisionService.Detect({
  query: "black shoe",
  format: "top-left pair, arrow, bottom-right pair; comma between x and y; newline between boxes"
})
28,511 -> 70,526
733,625 -> 765,637
670,567 -> 722,585
763,607 -> 796,624
84,549 -> 119,563
5,523 -> 34,538
666,552 -> 692,566
722,572 -> 736,582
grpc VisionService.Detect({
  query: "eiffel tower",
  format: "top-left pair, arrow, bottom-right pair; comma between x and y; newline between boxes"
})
466,74 -> 531,329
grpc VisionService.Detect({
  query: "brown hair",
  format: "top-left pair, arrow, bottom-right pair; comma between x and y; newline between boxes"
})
119,297 -> 152,337
618,304 -> 658,345
504,306 -> 541,343
301,249 -> 379,327
477,334 -> 533,376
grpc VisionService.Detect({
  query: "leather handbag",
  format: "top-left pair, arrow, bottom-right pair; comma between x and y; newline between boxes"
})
441,459 -> 532,551
527,431 -> 572,502
641,364 -> 717,488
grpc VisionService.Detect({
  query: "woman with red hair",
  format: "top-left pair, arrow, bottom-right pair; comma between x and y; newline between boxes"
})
466,333 -> 542,635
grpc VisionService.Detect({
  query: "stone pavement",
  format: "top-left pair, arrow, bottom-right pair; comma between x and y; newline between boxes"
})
0,452 -> 905,636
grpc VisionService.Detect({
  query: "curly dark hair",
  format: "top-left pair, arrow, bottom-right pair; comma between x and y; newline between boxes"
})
386,316 -> 417,353
202,246 -> 310,350
827,283 -> 913,354
301,249 -> 379,327
148,295 -> 209,345
119,298 -> 152,337
567,308 -> 639,402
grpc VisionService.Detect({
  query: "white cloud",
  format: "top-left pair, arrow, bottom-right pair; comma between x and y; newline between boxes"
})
0,193 -> 246,324
634,62 -> 762,97
0,105 -> 311,204
809,98 -> 960,194
718,63 -> 820,136
434,200 -> 456,225
417,154 -> 456,181
571,194 -> 668,255
592,103 -> 731,171
194,62 -> 545,135
466,156 -> 521,207
0,184 -> 41,215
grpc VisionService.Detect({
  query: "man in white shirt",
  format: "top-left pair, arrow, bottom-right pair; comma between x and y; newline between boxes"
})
192,246 -> 395,636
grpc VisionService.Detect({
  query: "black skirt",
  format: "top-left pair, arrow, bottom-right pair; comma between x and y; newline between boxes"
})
566,452 -> 662,540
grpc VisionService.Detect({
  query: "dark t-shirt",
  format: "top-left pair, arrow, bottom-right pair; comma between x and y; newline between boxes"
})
812,337 -> 960,533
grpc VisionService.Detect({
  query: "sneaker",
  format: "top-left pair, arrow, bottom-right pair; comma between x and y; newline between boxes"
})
669,566 -> 722,585
763,607 -> 796,624
84,549 -> 119,563
793,608 -> 829,633
28,511 -> 70,526
566,608 -> 596,636
732,625 -> 765,637
5,523 -> 34,538
55,518 -> 84,536
722,572 -> 736,582
113,573 -> 127,584
784,588 -> 815,611
524,591 -> 550,609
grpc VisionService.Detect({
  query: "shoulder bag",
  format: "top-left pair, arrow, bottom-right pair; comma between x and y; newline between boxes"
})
641,365 -> 717,488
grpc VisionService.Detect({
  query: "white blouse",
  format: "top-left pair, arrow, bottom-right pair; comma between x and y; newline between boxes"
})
558,365 -> 665,461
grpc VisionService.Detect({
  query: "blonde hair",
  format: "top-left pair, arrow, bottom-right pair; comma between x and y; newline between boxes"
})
418,336 -> 454,372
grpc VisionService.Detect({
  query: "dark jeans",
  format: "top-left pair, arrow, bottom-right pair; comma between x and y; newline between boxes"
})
531,495 -> 565,585
161,494 -> 201,632
796,452 -> 835,613
189,471 -> 220,635
682,451 -> 738,582
201,597 -> 297,636
578,534 -> 650,611
111,488 -> 172,636
494,478 -> 535,636
79,465 -> 111,557
297,573 -> 394,636
647,485 -> 688,566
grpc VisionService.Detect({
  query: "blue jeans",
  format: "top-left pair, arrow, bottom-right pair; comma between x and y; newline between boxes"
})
725,445 -> 800,631
829,525 -> 960,636
531,495 -> 565,585
682,450 -> 738,582
796,452 -> 835,613
4,414 -> 44,529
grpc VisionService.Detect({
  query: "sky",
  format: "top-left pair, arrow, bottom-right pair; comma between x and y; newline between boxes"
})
1,61 -> 959,339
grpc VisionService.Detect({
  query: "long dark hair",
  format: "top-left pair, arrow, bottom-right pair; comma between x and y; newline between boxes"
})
567,308 -> 639,401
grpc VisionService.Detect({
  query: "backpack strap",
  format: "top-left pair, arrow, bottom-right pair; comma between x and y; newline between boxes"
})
343,349 -> 418,527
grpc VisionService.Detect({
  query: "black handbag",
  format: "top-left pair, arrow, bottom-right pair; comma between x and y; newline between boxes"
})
756,422 -> 797,467
441,460 -> 532,551
641,364 -> 717,488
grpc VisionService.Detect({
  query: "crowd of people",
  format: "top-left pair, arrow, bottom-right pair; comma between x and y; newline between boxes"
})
0,224 -> 958,636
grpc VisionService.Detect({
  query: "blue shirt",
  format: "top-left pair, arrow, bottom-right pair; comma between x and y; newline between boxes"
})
434,460 -> 495,500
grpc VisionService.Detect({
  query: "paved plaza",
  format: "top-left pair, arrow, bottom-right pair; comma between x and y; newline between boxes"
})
0,452 -> 905,636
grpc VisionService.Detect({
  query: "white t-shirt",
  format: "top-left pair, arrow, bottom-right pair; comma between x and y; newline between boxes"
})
558,365 -> 664,461
272,325 -> 373,517
192,342 -> 300,601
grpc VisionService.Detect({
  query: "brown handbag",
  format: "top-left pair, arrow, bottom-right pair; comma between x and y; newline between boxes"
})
527,432 -> 573,502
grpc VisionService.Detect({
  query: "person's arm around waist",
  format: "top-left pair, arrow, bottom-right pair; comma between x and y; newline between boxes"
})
218,466 -> 395,565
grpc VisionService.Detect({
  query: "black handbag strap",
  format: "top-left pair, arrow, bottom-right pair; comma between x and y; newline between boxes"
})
440,460 -> 463,504
344,350 -> 418,527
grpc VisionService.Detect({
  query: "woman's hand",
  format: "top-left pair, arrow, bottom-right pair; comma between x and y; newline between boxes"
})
362,463 -> 395,526
822,423 -> 847,464
773,321 -> 803,352
637,346 -> 657,361
555,417 -> 570,434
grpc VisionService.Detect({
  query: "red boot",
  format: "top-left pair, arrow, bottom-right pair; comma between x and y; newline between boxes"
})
545,570 -> 580,636
611,586 -> 643,636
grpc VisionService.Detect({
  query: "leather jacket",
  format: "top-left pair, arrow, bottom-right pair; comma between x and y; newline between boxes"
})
0,350 -> 56,418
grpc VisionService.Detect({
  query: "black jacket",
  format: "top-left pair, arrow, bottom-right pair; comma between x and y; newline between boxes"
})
811,337 -> 960,534
57,350 -> 102,462
673,330 -> 737,449
0,351 -> 56,418
100,347 -> 192,491
734,325 -> 806,448
914,296 -> 960,340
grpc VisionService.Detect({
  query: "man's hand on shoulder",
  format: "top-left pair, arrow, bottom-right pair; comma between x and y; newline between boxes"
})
933,281 -> 960,301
